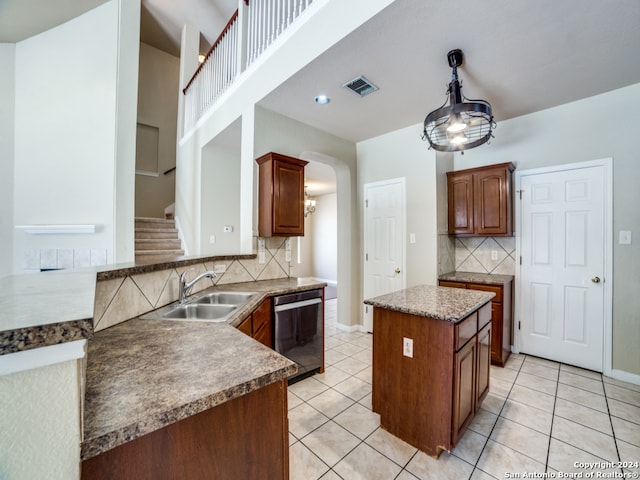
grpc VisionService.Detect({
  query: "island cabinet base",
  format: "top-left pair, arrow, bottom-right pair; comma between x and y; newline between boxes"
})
372,304 -> 491,458
81,380 -> 289,480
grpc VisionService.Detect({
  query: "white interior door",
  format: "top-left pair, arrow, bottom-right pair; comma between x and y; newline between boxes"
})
363,179 -> 405,332
518,163 -> 607,371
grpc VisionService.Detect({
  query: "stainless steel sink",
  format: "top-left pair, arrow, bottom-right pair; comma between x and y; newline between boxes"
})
162,304 -> 237,321
140,291 -> 257,323
191,291 -> 256,305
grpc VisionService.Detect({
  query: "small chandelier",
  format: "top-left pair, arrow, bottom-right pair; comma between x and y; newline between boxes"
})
422,49 -> 495,152
304,186 -> 316,217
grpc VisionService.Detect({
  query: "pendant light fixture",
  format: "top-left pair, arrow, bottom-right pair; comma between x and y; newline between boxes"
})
422,49 -> 495,152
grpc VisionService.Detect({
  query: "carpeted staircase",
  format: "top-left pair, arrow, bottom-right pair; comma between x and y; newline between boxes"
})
135,217 -> 184,263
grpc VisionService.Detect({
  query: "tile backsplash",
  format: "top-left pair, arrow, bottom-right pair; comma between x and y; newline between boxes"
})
93,237 -> 291,332
454,236 -> 516,275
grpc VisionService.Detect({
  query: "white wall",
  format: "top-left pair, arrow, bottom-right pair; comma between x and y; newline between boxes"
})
11,0 -> 139,272
0,44 -> 15,278
135,42 -> 179,218
452,83 -> 640,377
357,124 -> 440,289
311,192 -> 337,282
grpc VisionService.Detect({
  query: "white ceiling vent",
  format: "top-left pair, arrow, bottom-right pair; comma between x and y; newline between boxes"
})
343,75 -> 379,97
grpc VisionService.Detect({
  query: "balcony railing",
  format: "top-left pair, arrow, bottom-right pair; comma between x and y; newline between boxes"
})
183,0 -> 314,132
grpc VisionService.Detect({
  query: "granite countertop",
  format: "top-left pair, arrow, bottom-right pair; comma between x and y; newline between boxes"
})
0,270 -> 96,355
439,271 -> 514,285
81,277 -> 325,460
364,284 -> 494,322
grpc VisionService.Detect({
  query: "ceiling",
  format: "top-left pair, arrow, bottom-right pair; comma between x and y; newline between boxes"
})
3,0 -> 640,194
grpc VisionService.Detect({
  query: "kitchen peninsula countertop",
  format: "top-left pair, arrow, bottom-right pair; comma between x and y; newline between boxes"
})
439,271 -> 514,285
364,284 -> 494,322
82,277 -> 325,460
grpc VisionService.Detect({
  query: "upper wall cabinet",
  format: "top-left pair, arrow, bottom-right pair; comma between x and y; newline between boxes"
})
256,152 -> 308,237
447,162 -> 515,237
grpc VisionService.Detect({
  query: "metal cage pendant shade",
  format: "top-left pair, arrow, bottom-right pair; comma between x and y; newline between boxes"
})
423,49 -> 495,152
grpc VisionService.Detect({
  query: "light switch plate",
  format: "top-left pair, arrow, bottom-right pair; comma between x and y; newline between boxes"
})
409,233 -> 416,244
619,230 -> 632,245
214,264 -> 226,274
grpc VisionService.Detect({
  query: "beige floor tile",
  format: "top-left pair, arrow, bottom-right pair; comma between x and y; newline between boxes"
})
451,429 -> 488,464
313,366 -> 351,387
490,365 -> 518,384
332,375 -> 372,401
468,408 -> 499,437
508,384 -> 556,411
559,370 -> 605,395
333,443 -> 402,480
490,377 -> 513,398
504,353 -> 525,371
354,366 -> 372,384
612,416 -> 640,447
470,468 -> 499,479
515,371 -> 558,395
554,397 -> 613,435
480,392 -> 507,415
301,421 -> 361,467
288,390 -> 303,410
307,388 -> 355,419
290,433 -> 297,445
333,402 -> 380,440
520,361 -> 560,381
525,356 -> 560,370
288,402 -> 330,439
556,383 -> 608,412
318,470 -> 342,480
551,416 -> 618,461
406,450 -> 474,480
324,337 -> 344,349
324,349 -> 348,366
358,392 -> 373,410
618,440 -> 640,473
603,375 -> 640,393
288,376 -> 330,401
560,363 -> 602,381
333,342 -> 365,356
333,356 -> 369,375
499,398 -> 553,434
289,441 -> 330,480
476,440 -> 545,478
351,349 -> 373,365
365,427 -> 418,467
490,417 -> 549,464
605,383 -> 640,407
608,398 -> 640,422
547,438 -> 617,474
395,471 -> 420,480
348,335 -> 373,350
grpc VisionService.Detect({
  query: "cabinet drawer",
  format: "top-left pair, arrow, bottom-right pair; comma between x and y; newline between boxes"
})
455,311 -> 477,351
468,283 -> 502,303
439,280 -> 466,289
478,302 -> 491,329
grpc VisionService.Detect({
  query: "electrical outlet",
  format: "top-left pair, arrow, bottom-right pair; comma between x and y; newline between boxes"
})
285,238 -> 291,251
258,238 -> 265,252
258,251 -> 266,264
619,230 -> 632,245
403,337 -> 413,358
491,250 -> 498,261
213,264 -> 226,274
285,250 -> 291,262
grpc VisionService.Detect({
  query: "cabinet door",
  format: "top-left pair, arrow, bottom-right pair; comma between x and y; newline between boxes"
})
238,316 -> 252,336
252,298 -> 273,348
273,159 -> 305,236
476,322 -> 491,407
447,171 -> 475,235
453,338 -> 476,445
474,167 -> 511,236
490,303 -> 503,365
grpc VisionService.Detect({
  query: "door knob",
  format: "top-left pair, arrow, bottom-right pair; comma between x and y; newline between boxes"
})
591,276 -> 601,283
395,268 -> 401,274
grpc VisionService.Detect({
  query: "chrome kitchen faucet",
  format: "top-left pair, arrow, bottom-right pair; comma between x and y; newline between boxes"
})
179,269 -> 217,304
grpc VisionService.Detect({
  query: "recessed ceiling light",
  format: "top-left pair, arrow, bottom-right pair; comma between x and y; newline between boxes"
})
314,95 -> 330,105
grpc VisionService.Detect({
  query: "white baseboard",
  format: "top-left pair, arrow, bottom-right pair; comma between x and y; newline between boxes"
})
335,322 -> 360,333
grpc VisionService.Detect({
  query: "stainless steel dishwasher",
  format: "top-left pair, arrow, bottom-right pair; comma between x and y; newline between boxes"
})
273,289 -> 323,382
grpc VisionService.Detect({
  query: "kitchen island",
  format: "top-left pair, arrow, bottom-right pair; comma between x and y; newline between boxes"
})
364,284 -> 494,458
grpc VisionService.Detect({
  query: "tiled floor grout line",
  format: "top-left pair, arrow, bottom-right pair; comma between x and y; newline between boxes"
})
601,373 -> 624,471
543,363 -> 560,473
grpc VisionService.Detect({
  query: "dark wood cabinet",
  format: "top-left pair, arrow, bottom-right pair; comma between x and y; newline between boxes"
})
372,302 -> 491,457
439,279 -> 512,367
237,298 -> 273,348
447,162 -> 515,236
256,152 -> 308,237
82,380 -> 289,480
